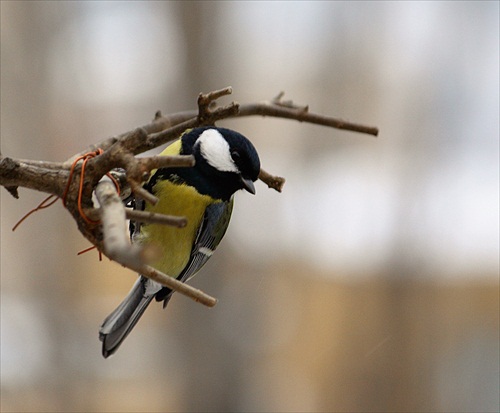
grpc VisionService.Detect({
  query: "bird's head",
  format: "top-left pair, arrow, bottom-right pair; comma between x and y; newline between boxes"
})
180,127 -> 261,200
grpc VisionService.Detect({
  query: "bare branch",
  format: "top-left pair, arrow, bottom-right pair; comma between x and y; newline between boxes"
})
125,209 -> 187,228
0,156 -> 68,197
137,154 -> 195,171
136,265 -> 218,307
130,182 -> 159,206
142,89 -> 239,151
84,208 -> 187,229
140,118 -> 200,155
2,87 -> 379,311
95,179 -> 144,268
67,88 -> 377,174
237,100 -> 379,136
199,86 -> 233,103
272,91 -> 309,111
259,169 -> 286,192
142,90 -> 379,146
197,87 -> 239,126
15,159 -> 68,170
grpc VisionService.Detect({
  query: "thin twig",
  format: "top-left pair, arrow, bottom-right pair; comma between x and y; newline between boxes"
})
200,86 -> 233,103
138,90 -> 379,149
138,154 -> 195,171
125,209 -> 187,228
143,118 -> 199,154
237,101 -> 379,136
85,207 -> 188,229
136,264 -> 218,307
130,182 -> 159,205
259,169 -> 286,192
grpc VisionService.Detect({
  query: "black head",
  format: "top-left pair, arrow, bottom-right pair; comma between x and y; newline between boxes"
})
175,127 -> 261,201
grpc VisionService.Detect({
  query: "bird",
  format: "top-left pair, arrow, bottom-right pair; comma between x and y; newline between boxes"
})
99,126 -> 261,358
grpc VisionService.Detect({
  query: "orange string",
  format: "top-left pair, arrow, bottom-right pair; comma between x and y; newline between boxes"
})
106,172 -> 121,196
79,152 -> 101,224
12,194 -> 59,231
77,245 -> 97,255
61,153 -> 89,208
14,148 -> 121,264
13,148 -> 121,231
77,245 -> 103,261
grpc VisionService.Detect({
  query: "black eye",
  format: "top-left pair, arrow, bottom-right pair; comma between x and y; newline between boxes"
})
231,150 -> 241,162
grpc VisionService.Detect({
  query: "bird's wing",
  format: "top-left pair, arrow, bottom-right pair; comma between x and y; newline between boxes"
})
182,198 -> 234,282
155,197 -> 234,304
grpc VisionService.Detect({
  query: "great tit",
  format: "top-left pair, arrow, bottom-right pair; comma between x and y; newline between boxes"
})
99,126 -> 261,358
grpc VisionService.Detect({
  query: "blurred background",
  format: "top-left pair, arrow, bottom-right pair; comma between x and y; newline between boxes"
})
1,1 -> 498,412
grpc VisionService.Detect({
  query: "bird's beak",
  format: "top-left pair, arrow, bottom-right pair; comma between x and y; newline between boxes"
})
240,176 -> 256,194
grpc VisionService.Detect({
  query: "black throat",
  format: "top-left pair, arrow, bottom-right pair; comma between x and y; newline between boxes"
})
147,164 -> 240,202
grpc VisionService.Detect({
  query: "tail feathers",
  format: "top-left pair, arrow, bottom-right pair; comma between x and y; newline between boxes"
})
99,277 -> 156,358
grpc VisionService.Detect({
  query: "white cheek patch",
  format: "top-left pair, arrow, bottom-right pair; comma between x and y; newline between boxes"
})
197,129 -> 238,173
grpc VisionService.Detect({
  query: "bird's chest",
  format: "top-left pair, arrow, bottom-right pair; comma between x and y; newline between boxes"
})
140,180 -> 214,276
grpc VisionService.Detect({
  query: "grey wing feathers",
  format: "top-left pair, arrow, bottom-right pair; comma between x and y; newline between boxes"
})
154,198 -> 234,306
179,198 -> 234,283
99,277 -> 156,358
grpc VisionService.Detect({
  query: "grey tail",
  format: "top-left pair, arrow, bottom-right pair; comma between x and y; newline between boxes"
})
99,277 -> 155,358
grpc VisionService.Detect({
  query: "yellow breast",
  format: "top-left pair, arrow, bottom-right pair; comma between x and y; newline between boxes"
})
140,176 -> 215,278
